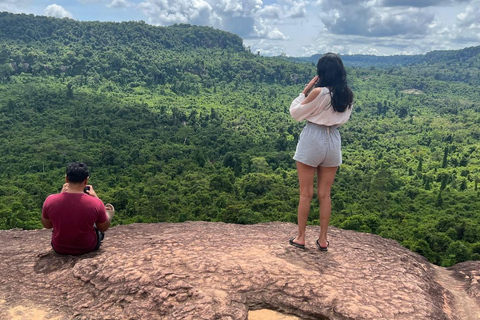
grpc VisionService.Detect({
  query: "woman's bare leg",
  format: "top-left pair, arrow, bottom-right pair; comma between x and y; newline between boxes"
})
317,166 -> 338,247
293,161 -> 317,245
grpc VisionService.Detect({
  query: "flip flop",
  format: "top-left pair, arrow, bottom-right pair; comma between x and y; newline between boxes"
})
289,237 -> 305,249
316,239 -> 329,251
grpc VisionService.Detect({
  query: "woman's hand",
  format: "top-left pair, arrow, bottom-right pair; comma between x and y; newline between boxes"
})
302,76 -> 319,96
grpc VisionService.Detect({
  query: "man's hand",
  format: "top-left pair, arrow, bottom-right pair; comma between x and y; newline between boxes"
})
61,183 -> 69,193
85,185 -> 99,198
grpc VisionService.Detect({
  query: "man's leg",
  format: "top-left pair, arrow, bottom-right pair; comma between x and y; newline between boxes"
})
94,227 -> 104,251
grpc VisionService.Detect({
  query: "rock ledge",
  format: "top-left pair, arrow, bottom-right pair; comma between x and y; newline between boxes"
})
1,222 -> 480,319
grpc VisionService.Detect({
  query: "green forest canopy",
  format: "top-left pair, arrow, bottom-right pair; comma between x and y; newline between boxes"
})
1,12 -> 480,267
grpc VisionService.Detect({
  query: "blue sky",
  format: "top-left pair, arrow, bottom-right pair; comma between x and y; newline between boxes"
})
1,0 -> 479,56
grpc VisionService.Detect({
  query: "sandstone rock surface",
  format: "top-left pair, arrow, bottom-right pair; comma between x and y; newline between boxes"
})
1,222 -> 479,319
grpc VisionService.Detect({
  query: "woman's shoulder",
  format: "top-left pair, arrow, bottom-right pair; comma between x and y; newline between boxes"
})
315,87 -> 332,94
306,87 -> 325,99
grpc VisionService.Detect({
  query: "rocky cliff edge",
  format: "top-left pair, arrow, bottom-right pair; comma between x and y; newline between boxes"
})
1,222 -> 479,320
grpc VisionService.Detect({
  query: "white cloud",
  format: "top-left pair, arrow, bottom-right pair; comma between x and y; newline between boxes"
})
456,2 -> 480,27
215,0 -> 262,16
281,0 -> 308,18
0,0 -> 31,13
44,4 -> 73,19
138,0 -> 292,40
107,0 -> 133,8
448,2 -> 480,43
253,22 -> 287,39
257,5 -> 282,19
286,6 -> 306,19
318,0 -> 435,37
298,21 -> 480,57
138,0 -> 220,25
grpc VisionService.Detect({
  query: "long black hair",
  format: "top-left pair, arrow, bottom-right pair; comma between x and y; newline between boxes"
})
315,53 -> 353,112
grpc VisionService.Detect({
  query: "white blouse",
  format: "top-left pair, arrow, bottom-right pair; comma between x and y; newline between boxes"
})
289,87 -> 352,127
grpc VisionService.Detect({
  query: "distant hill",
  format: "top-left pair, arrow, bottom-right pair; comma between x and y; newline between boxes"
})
288,45 -> 480,85
0,11 -> 311,87
0,11 -> 244,51
289,54 -> 423,68
289,46 -> 480,68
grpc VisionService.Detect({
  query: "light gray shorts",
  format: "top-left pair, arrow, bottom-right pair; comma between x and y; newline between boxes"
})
293,122 -> 342,167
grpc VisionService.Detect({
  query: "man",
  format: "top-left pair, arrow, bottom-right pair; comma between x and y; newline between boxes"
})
42,162 -> 115,255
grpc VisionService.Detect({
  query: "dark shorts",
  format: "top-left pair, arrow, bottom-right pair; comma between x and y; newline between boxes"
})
51,228 -> 104,255
94,228 -> 105,251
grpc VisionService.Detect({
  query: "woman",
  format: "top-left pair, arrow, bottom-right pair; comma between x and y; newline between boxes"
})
289,53 -> 353,251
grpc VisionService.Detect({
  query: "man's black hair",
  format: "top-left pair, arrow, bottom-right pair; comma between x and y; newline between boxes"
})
66,162 -> 89,183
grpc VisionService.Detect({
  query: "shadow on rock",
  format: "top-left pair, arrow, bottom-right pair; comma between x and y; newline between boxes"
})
33,250 -> 102,274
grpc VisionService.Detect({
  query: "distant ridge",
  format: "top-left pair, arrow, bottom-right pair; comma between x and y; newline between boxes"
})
287,45 -> 480,68
0,11 -> 244,51
289,54 -> 423,68
0,11 -> 313,86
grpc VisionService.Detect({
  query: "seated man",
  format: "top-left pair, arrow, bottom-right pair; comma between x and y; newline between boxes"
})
41,162 -> 115,255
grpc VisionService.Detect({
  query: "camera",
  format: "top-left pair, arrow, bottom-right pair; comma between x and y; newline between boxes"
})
84,186 -> 90,194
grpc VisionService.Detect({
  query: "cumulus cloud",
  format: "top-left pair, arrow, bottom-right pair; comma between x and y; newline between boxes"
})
137,0 -> 296,39
448,2 -> 480,43
107,0 -> 133,8
215,0 -> 262,16
44,4 -> 73,19
456,2 -> 480,27
257,4 -> 282,19
281,0 -> 307,18
138,0 -> 220,25
318,0 -> 435,37
253,22 -> 287,39
295,0 -> 479,57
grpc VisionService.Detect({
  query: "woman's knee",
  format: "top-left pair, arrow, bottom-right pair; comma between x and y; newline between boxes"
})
317,190 -> 331,201
300,187 -> 314,200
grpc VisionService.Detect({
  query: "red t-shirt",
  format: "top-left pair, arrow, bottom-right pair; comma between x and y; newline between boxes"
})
42,193 -> 107,255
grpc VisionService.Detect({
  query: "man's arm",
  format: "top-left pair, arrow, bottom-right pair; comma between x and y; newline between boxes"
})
96,204 -> 115,232
41,217 -> 53,229
97,220 -> 110,232
88,186 -> 113,232
96,219 -> 110,232
42,198 -> 53,229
